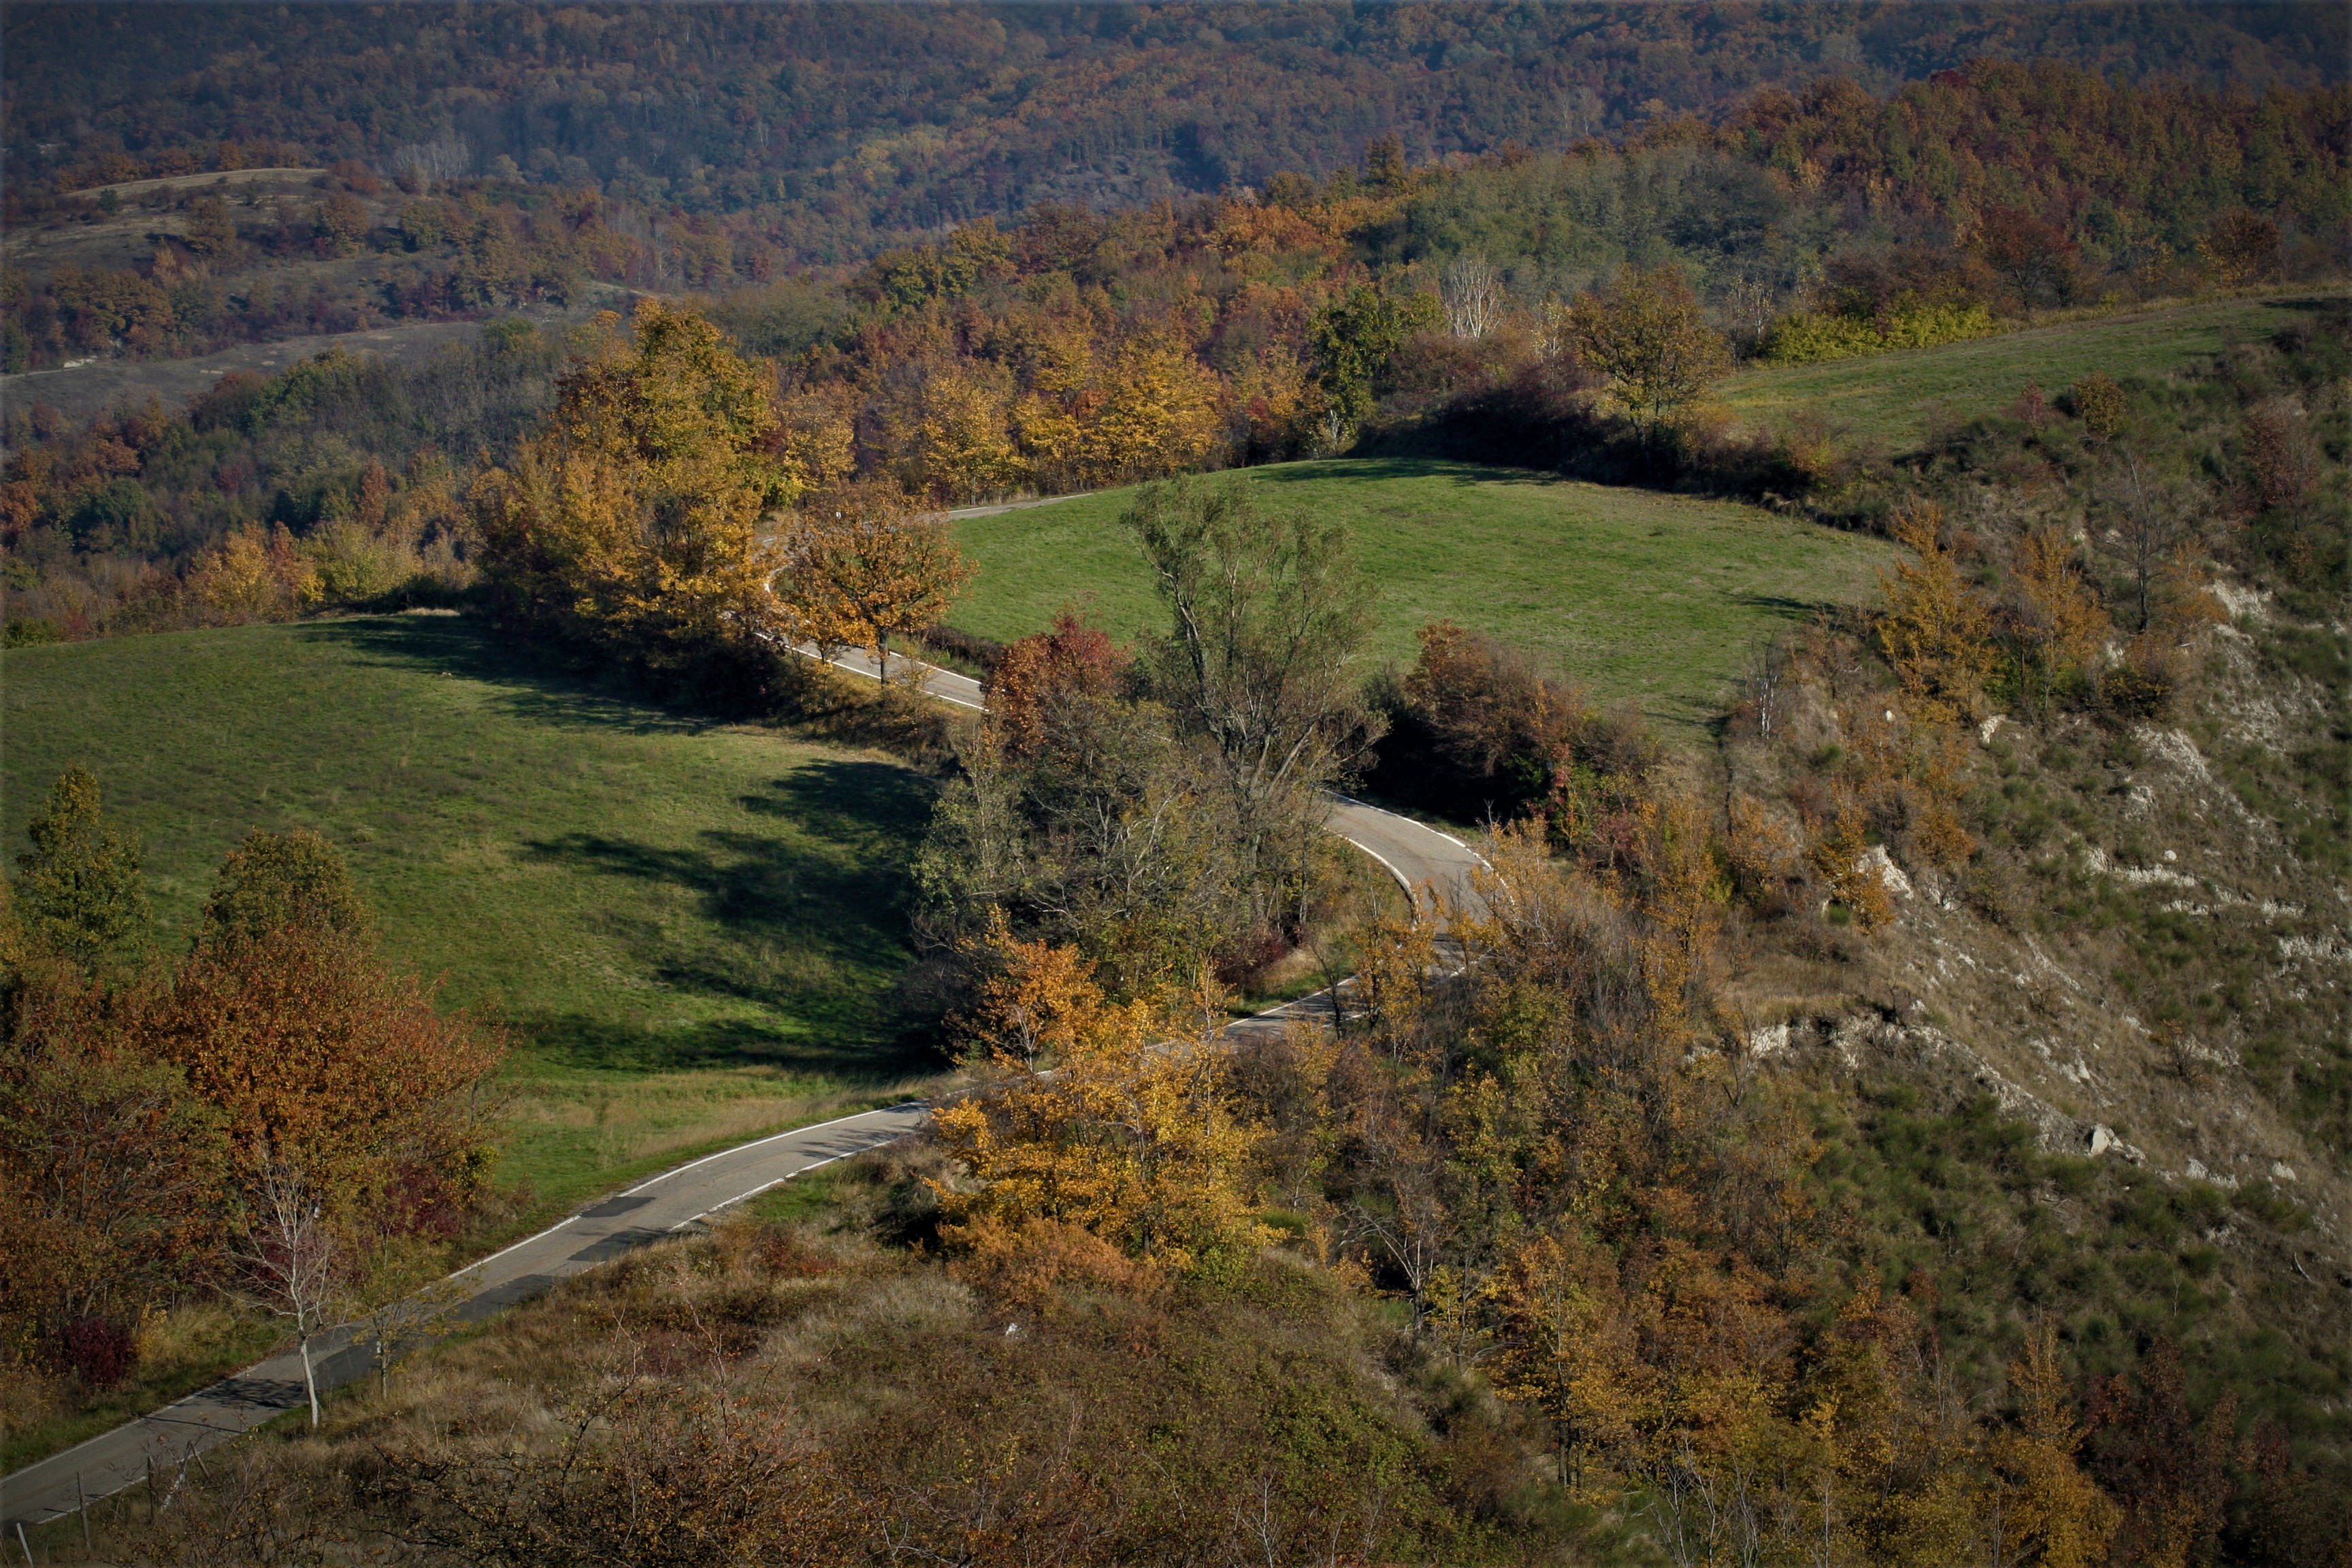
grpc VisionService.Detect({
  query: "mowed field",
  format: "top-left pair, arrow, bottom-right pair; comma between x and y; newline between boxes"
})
950,458 -> 1894,731
1718,291 -> 2344,451
0,615 -> 937,1212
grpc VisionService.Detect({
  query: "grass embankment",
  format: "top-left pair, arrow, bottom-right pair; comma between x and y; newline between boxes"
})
951,457 -> 1893,732
0,613 -> 939,1216
1719,291 -> 2345,451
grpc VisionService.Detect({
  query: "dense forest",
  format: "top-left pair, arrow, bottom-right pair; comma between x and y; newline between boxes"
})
7,2 -> 2345,251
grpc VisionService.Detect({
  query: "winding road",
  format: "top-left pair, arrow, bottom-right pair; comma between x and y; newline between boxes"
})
2,599 -> 1486,1535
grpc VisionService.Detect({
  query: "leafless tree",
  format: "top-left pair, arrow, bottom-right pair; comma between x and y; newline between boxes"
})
231,1160 -> 348,1428
388,136 -> 472,189
2093,449 -> 2196,632
1440,254 -> 1503,339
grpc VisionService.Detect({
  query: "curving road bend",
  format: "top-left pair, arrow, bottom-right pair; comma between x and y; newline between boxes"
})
3,623 -> 1488,1535
785,642 -> 1488,918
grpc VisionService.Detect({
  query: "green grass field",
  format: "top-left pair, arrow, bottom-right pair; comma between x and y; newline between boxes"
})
1718,291 -> 2345,451
950,457 -> 1893,731
0,614 -> 937,1211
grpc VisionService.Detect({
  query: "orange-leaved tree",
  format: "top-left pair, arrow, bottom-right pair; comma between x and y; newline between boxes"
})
932,919 -> 1267,1276
152,834 -> 501,1238
1874,502 -> 1996,721
472,301 -> 845,672
2010,524 -> 2110,710
771,480 -> 975,685
985,609 -> 1130,759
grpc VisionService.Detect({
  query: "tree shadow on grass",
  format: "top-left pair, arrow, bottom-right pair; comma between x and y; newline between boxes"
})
518,761 -> 941,1079
1731,592 -> 1839,626
1247,456 -> 1563,492
296,615 -> 719,738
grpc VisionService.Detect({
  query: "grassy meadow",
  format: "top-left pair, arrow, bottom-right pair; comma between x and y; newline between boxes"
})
1718,290 -> 2345,451
951,457 -> 1894,732
0,614 -> 939,1215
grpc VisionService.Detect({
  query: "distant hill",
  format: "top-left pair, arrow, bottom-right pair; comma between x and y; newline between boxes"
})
7,1 -> 2345,259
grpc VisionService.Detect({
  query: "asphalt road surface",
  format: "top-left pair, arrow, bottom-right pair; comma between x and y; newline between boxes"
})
788,639 -> 1488,918
4,621 -> 1489,1533
0,1104 -> 928,1531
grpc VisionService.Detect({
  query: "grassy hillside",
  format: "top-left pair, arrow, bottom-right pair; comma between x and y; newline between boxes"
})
950,458 -> 1893,731
1718,291 -> 2345,451
0,614 -> 936,1209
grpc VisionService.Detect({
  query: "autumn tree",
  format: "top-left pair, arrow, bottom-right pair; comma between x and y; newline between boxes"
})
2010,525 -> 2110,710
0,969 -> 227,1382
1874,502 -> 1996,719
771,480 -> 975,684
182,194 -> 239,259
932,945 -> 1269,1277
1987,1323 -> 2120,1568
2200,208 -> 2280,286
156,921 -> 502,1222
9,766 -> 149,968
1392,620 -> 1586,819
471,302 -> 833,677
985,609 -> 1131,760
1564,265 -> 1732,448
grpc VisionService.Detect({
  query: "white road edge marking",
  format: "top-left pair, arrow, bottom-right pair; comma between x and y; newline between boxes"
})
618,1102 -> 927,1196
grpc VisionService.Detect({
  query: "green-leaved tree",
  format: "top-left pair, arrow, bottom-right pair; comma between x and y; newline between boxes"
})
10,767 -> 148,968
200,828 -> 374,949
1128,474 -> 1379,934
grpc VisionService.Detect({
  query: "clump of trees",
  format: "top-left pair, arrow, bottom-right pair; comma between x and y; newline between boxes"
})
0,768 -> 502,1416
472,300 -> 980,704
917,474 -> 1375,996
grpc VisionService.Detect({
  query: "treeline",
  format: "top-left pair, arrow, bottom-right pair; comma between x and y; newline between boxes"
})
7,55 -> 2343,376
3,323 -> 566,642
10,57 -> 2345,644
1,770 -> 504,1424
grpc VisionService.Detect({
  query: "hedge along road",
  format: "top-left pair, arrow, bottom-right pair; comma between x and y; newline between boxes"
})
2,589 -> 1486,1535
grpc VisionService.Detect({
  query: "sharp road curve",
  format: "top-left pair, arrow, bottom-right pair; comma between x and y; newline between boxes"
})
3,610 -> 1487,1533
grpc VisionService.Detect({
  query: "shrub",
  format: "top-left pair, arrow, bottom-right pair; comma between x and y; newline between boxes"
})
1759,303 -> 1998,364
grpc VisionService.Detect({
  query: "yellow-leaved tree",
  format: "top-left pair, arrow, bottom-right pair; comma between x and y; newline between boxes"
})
471,302 -> 843,674
931,914 -> 1269,1277
1987,1323 -> 2121,1568
2011,525 -> 2110,712
1874,501 -> 1997,722
770,481 -> 975,683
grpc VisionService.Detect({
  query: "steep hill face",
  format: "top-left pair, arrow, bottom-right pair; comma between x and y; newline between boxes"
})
1717,591 -> 2351,1455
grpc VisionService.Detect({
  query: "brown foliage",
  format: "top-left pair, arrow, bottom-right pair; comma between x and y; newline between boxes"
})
152,924 -> 502,1228
0,963 -> 227,1371
987,609 -> 1131,760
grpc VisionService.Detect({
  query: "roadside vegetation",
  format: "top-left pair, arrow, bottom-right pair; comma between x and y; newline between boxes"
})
4,21 -> 2349,1565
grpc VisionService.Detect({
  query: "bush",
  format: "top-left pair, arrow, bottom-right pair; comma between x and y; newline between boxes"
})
2099,656 -> 2174,720
1759,303 -> 1999,365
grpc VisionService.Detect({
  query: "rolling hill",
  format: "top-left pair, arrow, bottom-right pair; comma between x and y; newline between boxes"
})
949,457 -> 1895,732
